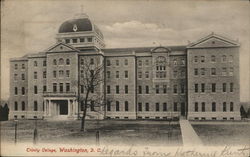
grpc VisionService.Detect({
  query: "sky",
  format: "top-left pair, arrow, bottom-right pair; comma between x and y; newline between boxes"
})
1,0 -> 250,102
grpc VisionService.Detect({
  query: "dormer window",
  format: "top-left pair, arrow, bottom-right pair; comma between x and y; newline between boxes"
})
87,37 -> 92,42
72,38 -> 77,43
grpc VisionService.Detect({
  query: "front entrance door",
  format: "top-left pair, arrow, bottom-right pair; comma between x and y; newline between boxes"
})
181,102 -> 185,116
59,100 -> 68,115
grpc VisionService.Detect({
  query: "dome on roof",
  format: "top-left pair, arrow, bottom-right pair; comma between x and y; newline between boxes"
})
59,18 -> 93,33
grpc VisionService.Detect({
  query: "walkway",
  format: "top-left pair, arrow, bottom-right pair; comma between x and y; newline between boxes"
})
179,119 -> 203,146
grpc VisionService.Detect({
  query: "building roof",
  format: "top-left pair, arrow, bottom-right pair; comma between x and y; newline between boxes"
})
102,45 -> 186,53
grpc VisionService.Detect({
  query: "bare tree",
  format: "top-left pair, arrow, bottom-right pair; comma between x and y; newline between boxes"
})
78,57 -> 105,132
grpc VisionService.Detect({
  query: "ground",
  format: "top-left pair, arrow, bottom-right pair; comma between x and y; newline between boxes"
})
1,120 -> 249,146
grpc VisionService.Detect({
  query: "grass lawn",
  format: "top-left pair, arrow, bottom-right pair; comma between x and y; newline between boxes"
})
192,122 -> 250,146
0,120 -> 182,146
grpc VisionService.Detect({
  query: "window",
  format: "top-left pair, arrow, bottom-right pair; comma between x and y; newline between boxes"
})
106,59 -> 111,66
230,102 -> 234,112
138,103 -> 142,111
138,60 -> 142,66
138,71 -> 142,78
81,85 -> 84,93
181,70 -> 185,78
43,85 -> 47,92
201,68 -> 205,75
72,38 -> 77,43
212,102 -> 216,112
66,83 -> 70,92
66,59 -> 70,65
59,58 -> 64,65
124,59 -> 128,65
107,101 -> 111,111
173,59 -> 177,65
145,71 -> 149,78
223,83 -> 227,92
201,56 -> 205,63
174,102 -> 178,111
59,70 -> 64,77
195,84 -> 199,93
125,85 -> 128,94
116,60 -> 119,66
202,102 -> 205,112
155,85 -> 159,94
90,101 -> 94,111
65,39 -> 70,43
222,68 -> 227,76
163,103 -> 167,111
212,83 -> 216,92
145,86 -> 149,94
34,101 -> 38,111
15,87 -> 18,95
14,64 -> 18,70
194,56 -> 198,63
66,70 -> 70,77
34,86 -> 38,94
194,69 -> 198,76
90,58 -> 94,65
22,74 -> 25,80
14,74 -> 18,81
22,102 -> 25,111
223,102 -> 227,112
116,85 -> 119,94
22,87 -> 25,95
230,83 -> 234,92
222,55 -> 227,62
107,85 -> 111,94
155,103 -> 160,111
211,55 -> 216,62
163,85 -> 167,94
173,85 -> 178,94
34,72 -> 37,79
53,59 -> 57,65
80,38 -> 85,42
125,101 -> 129,111
116,101 -> 119,111
211,68 -> 216,75
53,71 -> 57,78
145,103 -> 149,111
43,71 -> 46,78
180,84 -> 185,93
34,61 -> 38,67
59,83 -> 63,92
229,68 -> 234,76
87,37 -> 92,42
145,60 -> 149,66
173,70 -> 178,78
80,58 -> 84,65
116,71 -> 119,78
14,102 -> 18,111
22,64 -> 25,69
201,83 -> 205,93
124,71 -> 128,78
195,102 -> 198,112
107,71 -> 110,78
53,83 -> 57,92
156,56 -> 167,78
90,85 -> 94,93
229,55 -> 233,62
138,86 -> 142,94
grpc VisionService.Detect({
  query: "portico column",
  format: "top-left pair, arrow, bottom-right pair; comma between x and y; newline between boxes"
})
48,99 -> 51,116
44,99 -> 47,116
75,99 -> 79,115
68,99 -> 71,116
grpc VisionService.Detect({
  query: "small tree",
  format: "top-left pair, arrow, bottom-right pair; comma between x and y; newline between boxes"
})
78,57 -> 105,132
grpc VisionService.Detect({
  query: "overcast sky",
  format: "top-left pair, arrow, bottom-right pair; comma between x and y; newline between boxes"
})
1,0 -> 249,102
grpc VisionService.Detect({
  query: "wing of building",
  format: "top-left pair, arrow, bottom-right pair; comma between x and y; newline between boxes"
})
9,13 -> 241,120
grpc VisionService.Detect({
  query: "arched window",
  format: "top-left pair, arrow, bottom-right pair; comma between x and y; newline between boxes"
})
53,59 -> 57,65
59,58 -> 64,65
66,59 -> 70,65
211,55 -> 216,62
156,56 -> 167,78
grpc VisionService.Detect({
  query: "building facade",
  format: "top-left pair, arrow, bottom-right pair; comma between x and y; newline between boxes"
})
9,13 -> 241,120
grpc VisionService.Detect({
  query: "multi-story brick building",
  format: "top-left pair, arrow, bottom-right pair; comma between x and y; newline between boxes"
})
9,13 -> 241,120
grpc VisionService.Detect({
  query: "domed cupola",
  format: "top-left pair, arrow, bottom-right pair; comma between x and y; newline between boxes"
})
56,12 -> 105,50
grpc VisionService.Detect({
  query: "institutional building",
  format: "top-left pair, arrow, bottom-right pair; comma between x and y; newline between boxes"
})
9,13 -> 241,120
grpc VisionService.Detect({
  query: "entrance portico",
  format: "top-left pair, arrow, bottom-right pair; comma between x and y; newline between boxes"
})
44,97 -> 78,120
